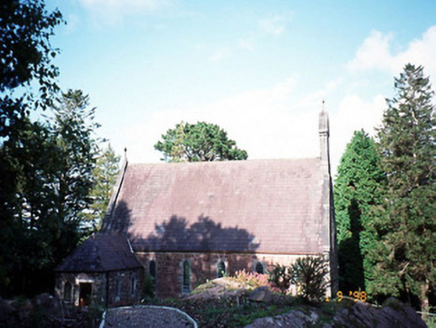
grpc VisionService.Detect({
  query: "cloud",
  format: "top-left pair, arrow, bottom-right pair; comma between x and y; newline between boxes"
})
348,26 -> 436,78
77,0 -> 173,26
208,47 -> 232,62
258,12 -> 293,36
330,94 -> 385,176
348,31 -> 393,72
111,76 -> 385,178
115,77 -> 329,165
238,36 -> 256,52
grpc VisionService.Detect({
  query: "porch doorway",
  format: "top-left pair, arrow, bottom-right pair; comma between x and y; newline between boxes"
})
79,282 -> 92,306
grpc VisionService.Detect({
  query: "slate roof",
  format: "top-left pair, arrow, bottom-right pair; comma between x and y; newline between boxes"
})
103,158 -> 328,255
56,234 -> 142,272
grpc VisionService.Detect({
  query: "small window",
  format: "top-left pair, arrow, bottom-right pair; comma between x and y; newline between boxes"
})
182,260 -> 190,294
115,279 -> 121,301
217,261 -> 226,278
255,262 -> 265,274
149,260 -> 156,279
64,282 -> 72,301
131,274 -> 137,296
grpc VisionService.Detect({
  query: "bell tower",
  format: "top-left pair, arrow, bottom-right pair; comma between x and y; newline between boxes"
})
319,101 -> 330,171
318,102 -> 338,294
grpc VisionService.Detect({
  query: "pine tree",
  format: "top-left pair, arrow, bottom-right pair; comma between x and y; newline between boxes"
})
83,144 -> 120,230
370,64 -> 436,311
334,130 -> 384,292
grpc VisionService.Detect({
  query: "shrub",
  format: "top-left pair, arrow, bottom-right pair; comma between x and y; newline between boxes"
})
290,256 -> 329,303
141,274 -> 156,302
269,264 -> 292,294
234,270 -> 270,289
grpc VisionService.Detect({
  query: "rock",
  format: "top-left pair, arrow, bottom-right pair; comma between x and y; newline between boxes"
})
245,309 -> 319,328
0,298 -> 14,323
245,300 -> 427,328
332,301 -> 426,328
249,286 -> 272,303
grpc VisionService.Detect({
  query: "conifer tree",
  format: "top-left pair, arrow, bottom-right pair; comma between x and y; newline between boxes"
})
369,64 -> 436,311
334,130 -> 384,292
83,144 -> 120,230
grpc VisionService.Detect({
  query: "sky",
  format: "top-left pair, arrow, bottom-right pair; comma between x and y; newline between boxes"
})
46,0 -> 436,176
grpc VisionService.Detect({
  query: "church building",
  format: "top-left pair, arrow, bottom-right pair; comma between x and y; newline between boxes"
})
55,110 -> 337,305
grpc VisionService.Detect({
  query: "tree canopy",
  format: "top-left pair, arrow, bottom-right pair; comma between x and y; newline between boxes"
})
0,0 -> 63,142
334,130 -> 384,292
0,0 -> 66,297
154,122 -> 248,162
368,64 -> 436,311
0,89 -> 100,296
82,144 -> 120,230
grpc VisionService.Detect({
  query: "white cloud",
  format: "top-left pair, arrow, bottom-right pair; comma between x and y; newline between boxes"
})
238,36 -> 256,52
208,47 -> 232,62
330,94 -> 385,176
348,26 -> 436,78
258,12 -> 293,36
112,76 -> 385,179
79,0 -> 169,10
116,77 -> 329,165
77,0 -> 173,26
348,31 -> 393,72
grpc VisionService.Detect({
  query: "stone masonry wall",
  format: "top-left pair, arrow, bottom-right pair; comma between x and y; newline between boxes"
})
56,268 -> 144,308
135,252 -> 311,299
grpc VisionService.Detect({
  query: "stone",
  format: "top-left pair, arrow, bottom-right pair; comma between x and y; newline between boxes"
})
249,286 -> 272,303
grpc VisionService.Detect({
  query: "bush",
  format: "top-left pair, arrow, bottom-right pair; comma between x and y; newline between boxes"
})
141,274 -> 156,302
290,256 -> 329,303
234,270 -> 270,289
269,264 -> 292,294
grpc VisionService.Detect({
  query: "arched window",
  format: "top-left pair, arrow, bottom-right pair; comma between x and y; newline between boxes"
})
217,261 -> 226,278
131,274 -> 137,296
149,260 -> 156,279
182,260 -> 190,294
115,279 -> 121,301
64,282 -> 72,301
255,261 -> 265,274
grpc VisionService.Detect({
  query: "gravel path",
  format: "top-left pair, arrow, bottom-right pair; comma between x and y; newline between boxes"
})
100,305 -> 197,328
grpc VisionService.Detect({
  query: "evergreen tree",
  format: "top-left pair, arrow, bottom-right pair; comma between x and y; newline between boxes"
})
0,90 -> 100,296
369,64 -> 436,311
83,144 -> 120,230
50,89 -> 100,227
334,130 -> 384,292
155,122 -> 248,162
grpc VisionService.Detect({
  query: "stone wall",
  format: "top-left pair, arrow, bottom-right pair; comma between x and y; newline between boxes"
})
106,268 -> 144,307
55,272 -> 106,307
55,268 -> 144,308
135,252 -> 311,299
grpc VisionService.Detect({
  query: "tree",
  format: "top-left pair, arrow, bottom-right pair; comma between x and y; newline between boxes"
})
334,130 -> 384,292
50,90 -> 100,228
369,64 -> 436,311
0,90 -> 100,296
0,0 -> 63,296
83,144 -> 120,230
154,122 -> 248,162
0,0 -> 63,141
